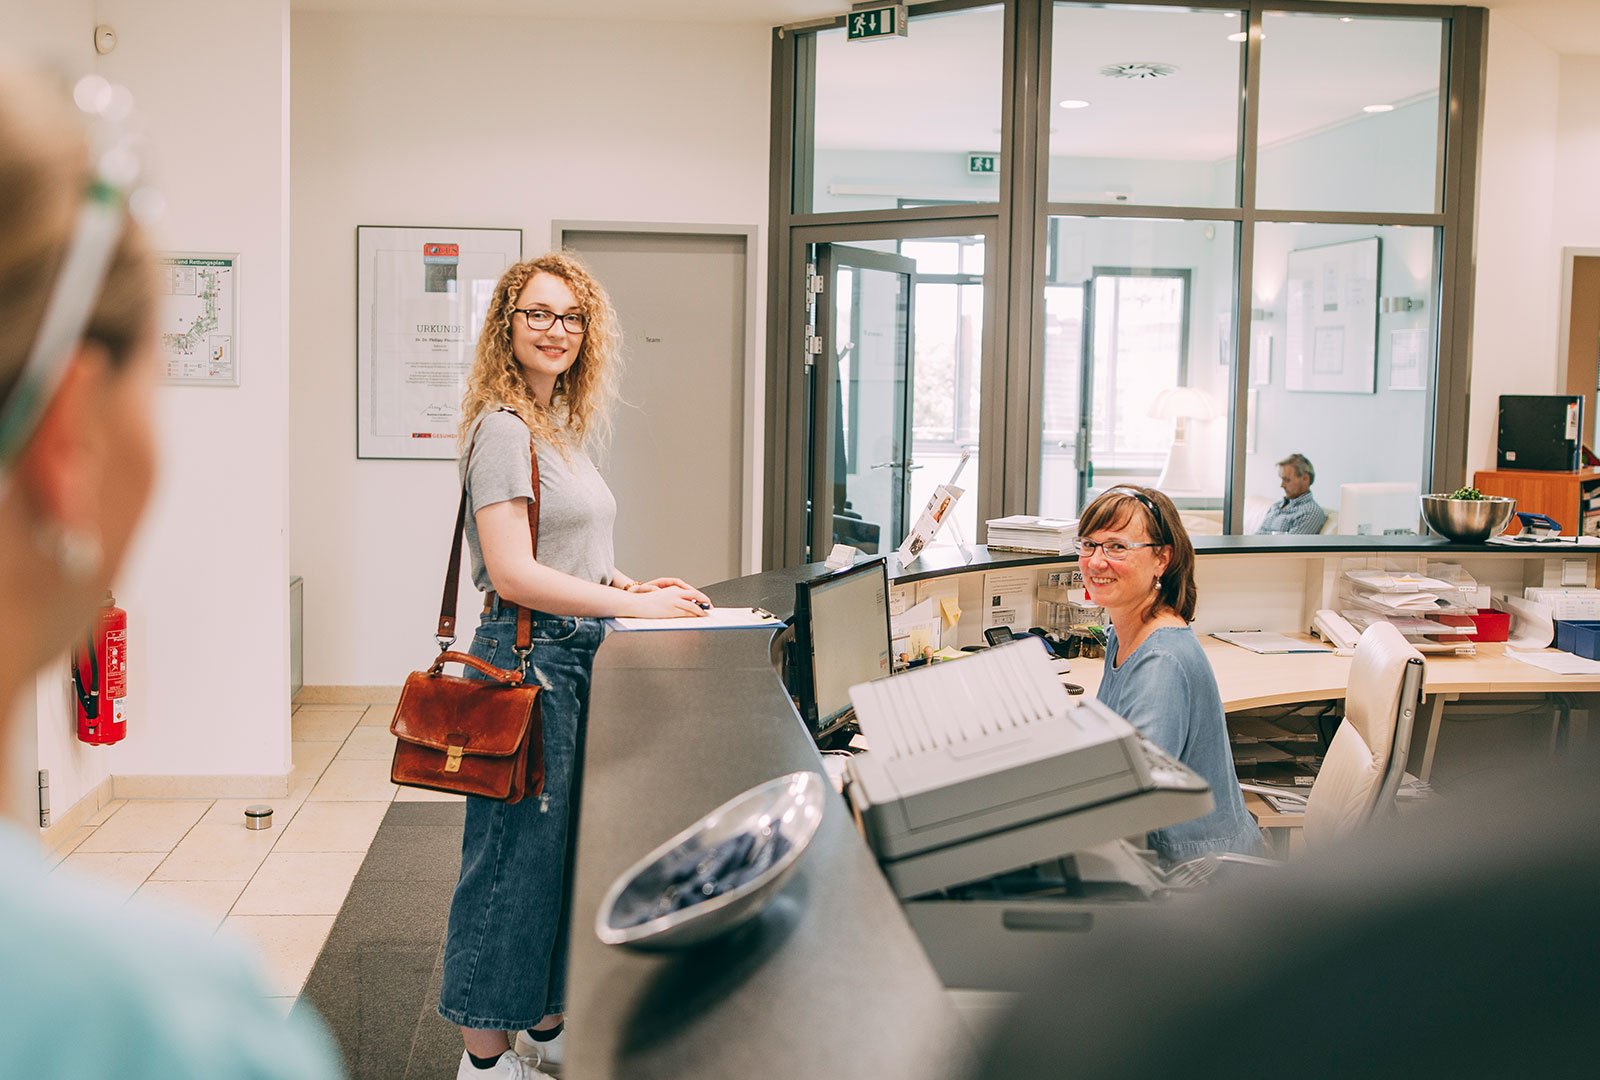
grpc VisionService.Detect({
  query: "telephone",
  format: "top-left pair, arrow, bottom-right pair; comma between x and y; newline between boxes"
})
1312,609 -> 1359,650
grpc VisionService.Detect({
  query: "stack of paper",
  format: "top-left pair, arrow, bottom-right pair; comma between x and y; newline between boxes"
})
1338,561 -> 1479,655
985,515 -> 1079,555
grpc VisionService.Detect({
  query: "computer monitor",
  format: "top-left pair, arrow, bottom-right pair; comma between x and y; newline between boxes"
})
792,558 -> 893,738
1339,481 -> 1421,536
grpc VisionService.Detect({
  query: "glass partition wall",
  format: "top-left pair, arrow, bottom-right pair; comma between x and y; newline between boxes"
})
766,1 -> 1483,566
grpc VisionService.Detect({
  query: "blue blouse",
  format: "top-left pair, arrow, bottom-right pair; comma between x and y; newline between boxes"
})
1098,625 -> 1264,863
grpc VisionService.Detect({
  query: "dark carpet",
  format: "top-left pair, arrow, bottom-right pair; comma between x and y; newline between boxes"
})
295,800 -> 467,1080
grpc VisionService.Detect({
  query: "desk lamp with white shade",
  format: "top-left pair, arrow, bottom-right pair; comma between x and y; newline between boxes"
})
1149,386 -> 1217,493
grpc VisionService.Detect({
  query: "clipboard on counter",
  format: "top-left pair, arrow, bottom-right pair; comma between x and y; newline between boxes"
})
608,607 -> 781,632
1210,631 -> 1332,655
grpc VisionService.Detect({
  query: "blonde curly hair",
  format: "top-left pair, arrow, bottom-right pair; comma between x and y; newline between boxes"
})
458,251 -> 621,453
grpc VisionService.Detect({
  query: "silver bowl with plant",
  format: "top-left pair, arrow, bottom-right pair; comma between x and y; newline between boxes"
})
1419,487 -> 1516,543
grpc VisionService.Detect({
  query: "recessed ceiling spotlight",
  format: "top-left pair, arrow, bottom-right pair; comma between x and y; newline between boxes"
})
1223,11 -> 1238,16
1226,31 -> 1246,42
1059,99 -> 1090,109
1364,103 -> 1395,113
1339,16 -> 1354,22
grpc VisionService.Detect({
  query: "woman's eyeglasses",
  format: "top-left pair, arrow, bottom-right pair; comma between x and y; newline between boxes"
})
512,307 -> 587,334
1074,537 -> 1161,561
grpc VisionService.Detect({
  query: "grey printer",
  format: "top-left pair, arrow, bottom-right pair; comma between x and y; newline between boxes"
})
844,637 -> 1213,899
844,638 -> 1217,989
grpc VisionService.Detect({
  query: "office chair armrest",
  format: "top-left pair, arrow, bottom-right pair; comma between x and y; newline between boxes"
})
1239,782 -> 1308,807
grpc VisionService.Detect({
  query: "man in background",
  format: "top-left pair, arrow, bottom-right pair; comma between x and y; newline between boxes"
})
1257,452 -> 1326,534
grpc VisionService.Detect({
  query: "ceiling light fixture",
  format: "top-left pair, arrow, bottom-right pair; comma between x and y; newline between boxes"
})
1099,61 -> 1179,80
1227,31 -> 1247,42
1340,16 -> 1354,22
1059,99 -> 1090,109
1364,103 -> 1395,113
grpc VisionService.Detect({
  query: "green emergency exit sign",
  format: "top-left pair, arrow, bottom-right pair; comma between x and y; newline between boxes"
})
847,4 -> 908,41
967,153 -> 998,175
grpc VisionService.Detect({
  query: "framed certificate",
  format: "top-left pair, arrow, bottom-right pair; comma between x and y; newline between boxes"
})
355,225 -> 522,459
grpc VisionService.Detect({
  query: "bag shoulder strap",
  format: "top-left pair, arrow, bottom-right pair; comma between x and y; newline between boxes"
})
436,408 -> 541,651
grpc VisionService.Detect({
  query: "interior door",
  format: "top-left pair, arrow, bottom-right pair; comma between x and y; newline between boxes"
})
1078,269 -> 1192,507
809,244 -> 917,559
558,228 -> 748,585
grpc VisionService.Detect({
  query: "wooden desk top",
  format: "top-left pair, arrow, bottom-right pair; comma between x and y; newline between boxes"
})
1066,636 -> 1600,709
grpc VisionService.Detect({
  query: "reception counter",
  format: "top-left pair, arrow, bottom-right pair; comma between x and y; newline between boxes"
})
565,537 -> 1599,1079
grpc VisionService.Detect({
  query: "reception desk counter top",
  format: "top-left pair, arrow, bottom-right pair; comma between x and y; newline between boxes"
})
566,538 -> 1595,1079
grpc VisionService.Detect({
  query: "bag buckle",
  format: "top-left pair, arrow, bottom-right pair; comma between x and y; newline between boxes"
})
445,737 -> 466,773
436,634 -> 456,653
514,644 -> 532,675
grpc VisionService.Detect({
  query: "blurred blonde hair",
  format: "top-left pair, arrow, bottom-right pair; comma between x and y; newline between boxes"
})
0,65 -> 154,404
458,251 -> 622,454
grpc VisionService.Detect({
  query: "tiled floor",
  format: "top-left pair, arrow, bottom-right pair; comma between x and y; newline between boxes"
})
43,699 -> 454,1012
45,700 -> 1015,1052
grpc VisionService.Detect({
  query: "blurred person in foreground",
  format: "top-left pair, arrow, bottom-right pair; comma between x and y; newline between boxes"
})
0,64 -> 342,1078
974,745 -> 1600,1080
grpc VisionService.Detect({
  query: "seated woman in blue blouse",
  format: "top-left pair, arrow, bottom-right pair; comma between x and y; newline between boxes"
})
1078,486 -> 1263,863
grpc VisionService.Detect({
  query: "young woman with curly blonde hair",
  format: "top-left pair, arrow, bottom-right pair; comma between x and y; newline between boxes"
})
440,252 -> 709,1079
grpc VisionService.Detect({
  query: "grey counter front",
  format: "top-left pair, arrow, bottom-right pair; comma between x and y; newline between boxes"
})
566,566 -> 969,1080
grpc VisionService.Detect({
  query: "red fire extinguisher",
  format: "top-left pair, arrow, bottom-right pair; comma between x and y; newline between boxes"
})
73,591 -> 128,745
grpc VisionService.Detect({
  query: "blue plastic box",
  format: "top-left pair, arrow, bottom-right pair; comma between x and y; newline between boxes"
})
1554,620 -> 1600,659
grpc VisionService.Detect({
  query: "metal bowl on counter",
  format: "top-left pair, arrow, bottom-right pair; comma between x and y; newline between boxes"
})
595,770 -> 826,951
1419,494 -> 1516,542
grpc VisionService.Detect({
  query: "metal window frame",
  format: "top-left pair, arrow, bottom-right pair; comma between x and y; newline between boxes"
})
767,0 -> 1486,565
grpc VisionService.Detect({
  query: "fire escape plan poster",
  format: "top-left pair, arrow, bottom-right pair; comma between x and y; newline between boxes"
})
157,253 -> 238,386
356,225 -> 522,459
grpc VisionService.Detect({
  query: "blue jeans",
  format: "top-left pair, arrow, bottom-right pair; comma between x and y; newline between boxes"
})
437,603 -> 603,1030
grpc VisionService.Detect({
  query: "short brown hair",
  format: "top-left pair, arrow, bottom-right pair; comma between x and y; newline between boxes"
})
1078,485 -> 1197,622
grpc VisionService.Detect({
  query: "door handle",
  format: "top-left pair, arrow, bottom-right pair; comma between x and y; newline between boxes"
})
870,461 -> 903,470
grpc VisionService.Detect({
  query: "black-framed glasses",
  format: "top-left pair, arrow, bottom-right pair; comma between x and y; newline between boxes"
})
512,307 -> 587,334
1074,537 -> 1161,561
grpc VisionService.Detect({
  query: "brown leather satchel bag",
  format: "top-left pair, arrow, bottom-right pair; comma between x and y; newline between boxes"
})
390,418 -> 544,802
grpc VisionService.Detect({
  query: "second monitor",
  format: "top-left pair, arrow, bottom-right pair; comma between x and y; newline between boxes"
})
791,557 -> 893,742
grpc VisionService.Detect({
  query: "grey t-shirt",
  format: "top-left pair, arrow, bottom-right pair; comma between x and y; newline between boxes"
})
459,408 -> 618,593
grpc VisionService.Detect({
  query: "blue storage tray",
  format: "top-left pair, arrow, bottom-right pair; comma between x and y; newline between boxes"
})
1554,620 -> 1600,659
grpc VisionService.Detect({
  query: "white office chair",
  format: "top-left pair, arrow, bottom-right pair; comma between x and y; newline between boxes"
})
1241,621 -> 1425,850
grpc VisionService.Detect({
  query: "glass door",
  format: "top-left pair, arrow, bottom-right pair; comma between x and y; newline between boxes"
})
808,243 -> 917,558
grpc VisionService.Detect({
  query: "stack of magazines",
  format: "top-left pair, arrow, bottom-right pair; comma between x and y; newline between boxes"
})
985,515 -> 1079,555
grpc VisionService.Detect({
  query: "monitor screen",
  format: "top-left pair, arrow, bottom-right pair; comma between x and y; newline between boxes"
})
1339,482 -> 1420,536
794,559 -> 892,734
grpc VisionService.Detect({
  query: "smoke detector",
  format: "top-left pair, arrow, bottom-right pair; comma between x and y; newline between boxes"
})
1099,61 -> 1178,80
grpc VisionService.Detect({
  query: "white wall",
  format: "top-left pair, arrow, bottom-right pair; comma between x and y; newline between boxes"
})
1554,56 -> 1600,248
1466,13 -> 1563,481
290,11 -> 771,685
6,1 -> 293,816
97,0 -> 293,790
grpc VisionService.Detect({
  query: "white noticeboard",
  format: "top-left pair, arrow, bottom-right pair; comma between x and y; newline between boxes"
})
1284,236 -> 1380,394
356,225 -> 522,459
157,252 -> 238,386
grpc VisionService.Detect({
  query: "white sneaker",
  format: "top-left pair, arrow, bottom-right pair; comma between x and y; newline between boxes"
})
455,1049 -> 554,1080
512,1028 -> 564,1073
